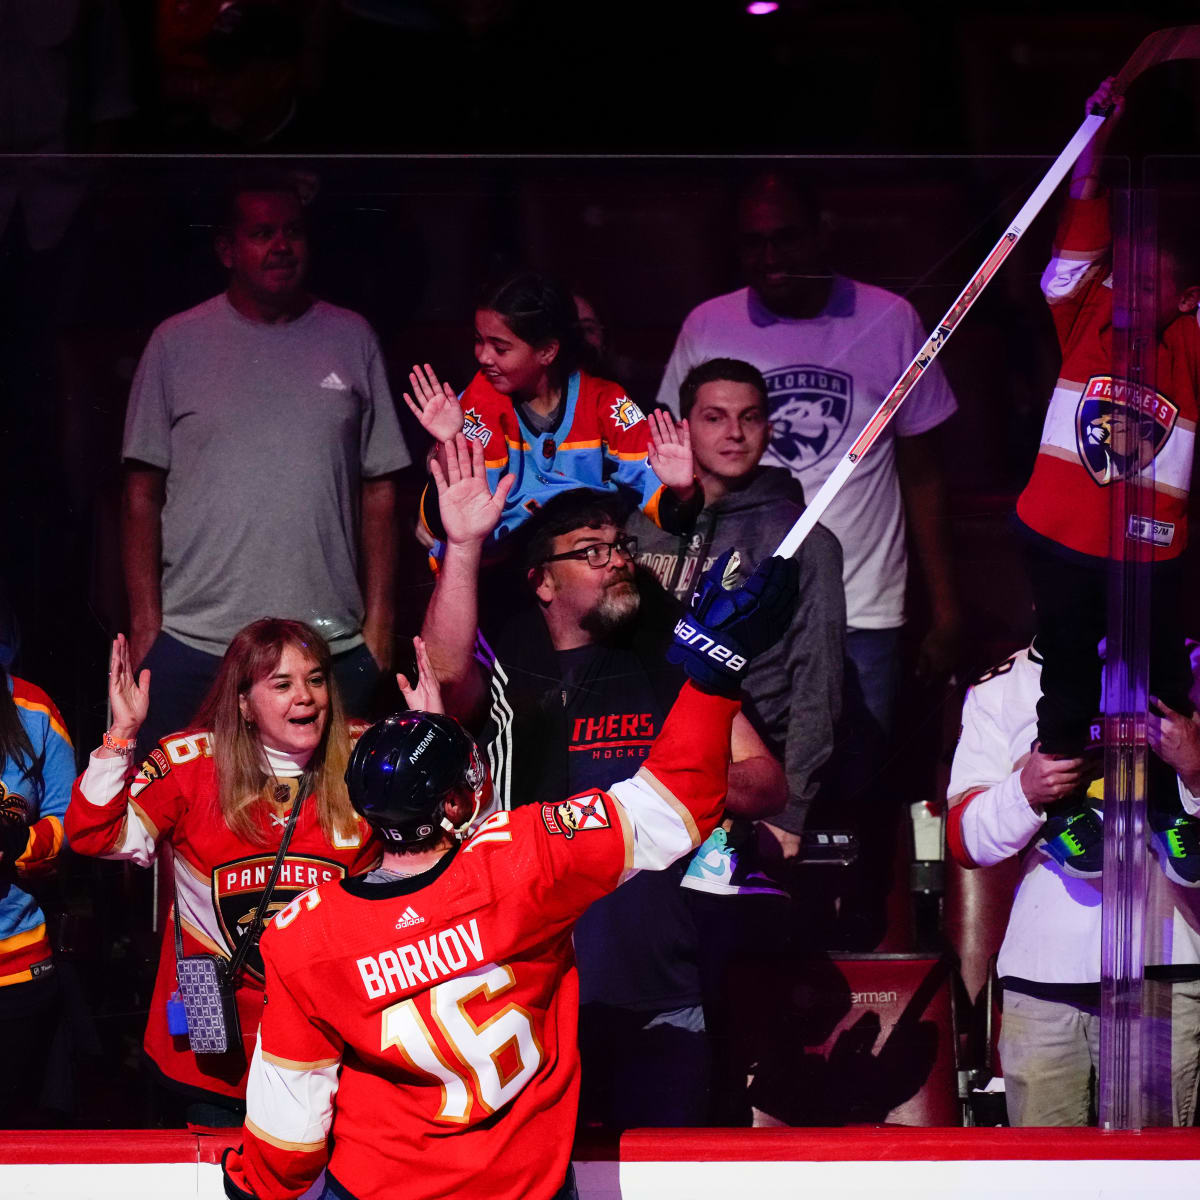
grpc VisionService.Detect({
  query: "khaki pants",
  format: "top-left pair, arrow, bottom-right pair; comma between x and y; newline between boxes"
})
1000,982 -> 1200,1126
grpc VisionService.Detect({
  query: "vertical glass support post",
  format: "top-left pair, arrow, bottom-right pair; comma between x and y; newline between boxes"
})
1099,183 -> 1156,1130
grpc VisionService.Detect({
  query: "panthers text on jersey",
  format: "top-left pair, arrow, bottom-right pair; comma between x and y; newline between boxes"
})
222,683 -> 737,1200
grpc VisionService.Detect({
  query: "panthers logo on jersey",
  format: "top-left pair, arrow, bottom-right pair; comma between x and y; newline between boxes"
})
212,854 -> 346,979
762,364 -> 853,472
610,396 -> 645,431
1075,375 -> 1177,486
462,407 -> 492,447
129,748 -> 172,799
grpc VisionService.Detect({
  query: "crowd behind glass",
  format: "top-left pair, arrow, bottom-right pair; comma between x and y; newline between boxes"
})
4,105 -> 1200,1133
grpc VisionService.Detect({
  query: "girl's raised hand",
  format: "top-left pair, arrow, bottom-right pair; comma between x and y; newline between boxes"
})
403,363 -> 464,443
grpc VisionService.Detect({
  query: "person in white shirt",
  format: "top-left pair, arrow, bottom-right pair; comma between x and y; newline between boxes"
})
946,642 -> 1200,1126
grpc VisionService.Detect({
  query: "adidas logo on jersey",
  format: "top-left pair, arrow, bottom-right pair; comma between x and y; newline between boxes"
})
320,372 -> 349,391
394,906 -> 425,930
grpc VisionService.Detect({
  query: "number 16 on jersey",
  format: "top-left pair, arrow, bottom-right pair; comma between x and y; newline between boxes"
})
381,964 -> 543,1123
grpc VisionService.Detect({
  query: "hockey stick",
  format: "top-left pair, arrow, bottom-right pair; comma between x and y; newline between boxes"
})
774,24 -> 1200,560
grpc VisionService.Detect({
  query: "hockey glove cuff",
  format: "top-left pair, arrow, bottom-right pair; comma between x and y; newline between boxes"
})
667,549 -> 800,697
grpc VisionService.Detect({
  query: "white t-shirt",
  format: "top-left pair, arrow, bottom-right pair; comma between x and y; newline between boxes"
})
656,280 -> 957,628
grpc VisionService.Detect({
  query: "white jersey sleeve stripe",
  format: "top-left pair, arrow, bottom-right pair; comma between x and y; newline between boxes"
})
1041,255 -> 1105,302
606,770 -> 697,873
245,1032 -> 338,1150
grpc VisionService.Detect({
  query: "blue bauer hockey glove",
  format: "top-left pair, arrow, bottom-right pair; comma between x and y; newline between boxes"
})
667,549 -> 800,697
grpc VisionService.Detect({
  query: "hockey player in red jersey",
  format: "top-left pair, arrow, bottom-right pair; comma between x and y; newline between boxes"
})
222,559 -> 798,1200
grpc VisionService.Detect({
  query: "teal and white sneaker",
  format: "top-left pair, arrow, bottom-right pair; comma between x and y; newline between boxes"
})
681,827 -> 788,897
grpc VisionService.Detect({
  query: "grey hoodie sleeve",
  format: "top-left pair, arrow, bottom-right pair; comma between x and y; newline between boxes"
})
741,524 -> 845,835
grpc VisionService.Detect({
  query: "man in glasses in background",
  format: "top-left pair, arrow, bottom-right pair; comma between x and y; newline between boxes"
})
419,436 -> 786,1128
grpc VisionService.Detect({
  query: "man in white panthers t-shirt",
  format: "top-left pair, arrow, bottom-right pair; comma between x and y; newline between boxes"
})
657,174 -> 960,936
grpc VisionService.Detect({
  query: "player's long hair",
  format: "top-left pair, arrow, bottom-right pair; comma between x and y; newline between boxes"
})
192,619 -> 357,847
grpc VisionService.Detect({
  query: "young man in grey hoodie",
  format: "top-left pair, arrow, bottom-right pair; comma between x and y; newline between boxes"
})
628,357 -> 845,861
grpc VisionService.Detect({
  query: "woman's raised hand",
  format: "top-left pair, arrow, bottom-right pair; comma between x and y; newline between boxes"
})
108,633 -> 150,739
403,363 -> 464,443
646,409 -> 695,491
397,636 -> 445,715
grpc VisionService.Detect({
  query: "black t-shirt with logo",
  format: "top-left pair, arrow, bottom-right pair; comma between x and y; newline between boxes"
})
557,644 -> 701,1012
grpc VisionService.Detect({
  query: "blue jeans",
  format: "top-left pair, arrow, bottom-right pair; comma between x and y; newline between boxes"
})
845,626 -> 902,741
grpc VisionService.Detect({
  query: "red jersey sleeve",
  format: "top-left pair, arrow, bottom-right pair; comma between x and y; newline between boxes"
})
66,736 -> 200,860
491,681 -> 738,926
225,899 -> 342,1200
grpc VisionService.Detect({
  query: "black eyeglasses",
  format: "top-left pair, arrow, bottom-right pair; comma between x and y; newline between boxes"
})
541,535 -> 638,569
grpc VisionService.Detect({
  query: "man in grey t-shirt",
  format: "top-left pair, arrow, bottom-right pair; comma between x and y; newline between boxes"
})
121,169 -> 410,748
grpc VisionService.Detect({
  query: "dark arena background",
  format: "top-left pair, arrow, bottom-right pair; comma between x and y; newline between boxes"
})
3,2 -> 1200,1197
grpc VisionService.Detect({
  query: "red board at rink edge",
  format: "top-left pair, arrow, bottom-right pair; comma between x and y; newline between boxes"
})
4,1126 -> 1200,1166
0,1131 -> 204,1164
617,1126 -> 1200,1162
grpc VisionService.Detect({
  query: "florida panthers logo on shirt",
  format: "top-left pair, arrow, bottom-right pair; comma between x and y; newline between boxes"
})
1075,375 -> 1177,487
212,854 -> 346,978
462,407 -> 493,447
610,396 -> 645,431
761,365 -> 853,471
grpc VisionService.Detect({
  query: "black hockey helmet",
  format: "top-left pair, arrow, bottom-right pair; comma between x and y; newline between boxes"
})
345,711 -> 488,846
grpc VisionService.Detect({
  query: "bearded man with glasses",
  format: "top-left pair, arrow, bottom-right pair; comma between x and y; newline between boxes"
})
418,435 -> 786,1129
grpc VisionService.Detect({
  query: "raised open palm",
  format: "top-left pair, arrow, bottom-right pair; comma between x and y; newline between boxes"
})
646,409 -> 694,490
403,363 -> 463,443
108,632 -> 150,736
431,434 -> 514,545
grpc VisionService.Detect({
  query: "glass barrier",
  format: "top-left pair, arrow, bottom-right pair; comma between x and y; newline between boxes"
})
1101,155 -> 1200,1130
11,148 -> 1199,1137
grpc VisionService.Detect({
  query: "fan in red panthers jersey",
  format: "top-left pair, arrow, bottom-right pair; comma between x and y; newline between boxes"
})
66,618 -> 383,1121
223,562 -> 797,1200
1013,77 -> 1200,878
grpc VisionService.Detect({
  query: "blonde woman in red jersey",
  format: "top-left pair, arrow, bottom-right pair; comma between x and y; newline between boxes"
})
67,618 -> 381,1125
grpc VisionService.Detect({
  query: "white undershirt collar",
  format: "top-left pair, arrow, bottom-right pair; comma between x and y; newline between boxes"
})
259,742 -> 312,778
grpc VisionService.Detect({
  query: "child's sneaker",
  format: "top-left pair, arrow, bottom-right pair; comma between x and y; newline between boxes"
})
1149,802 -> 1200,888
1037,798 -> 1104,878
